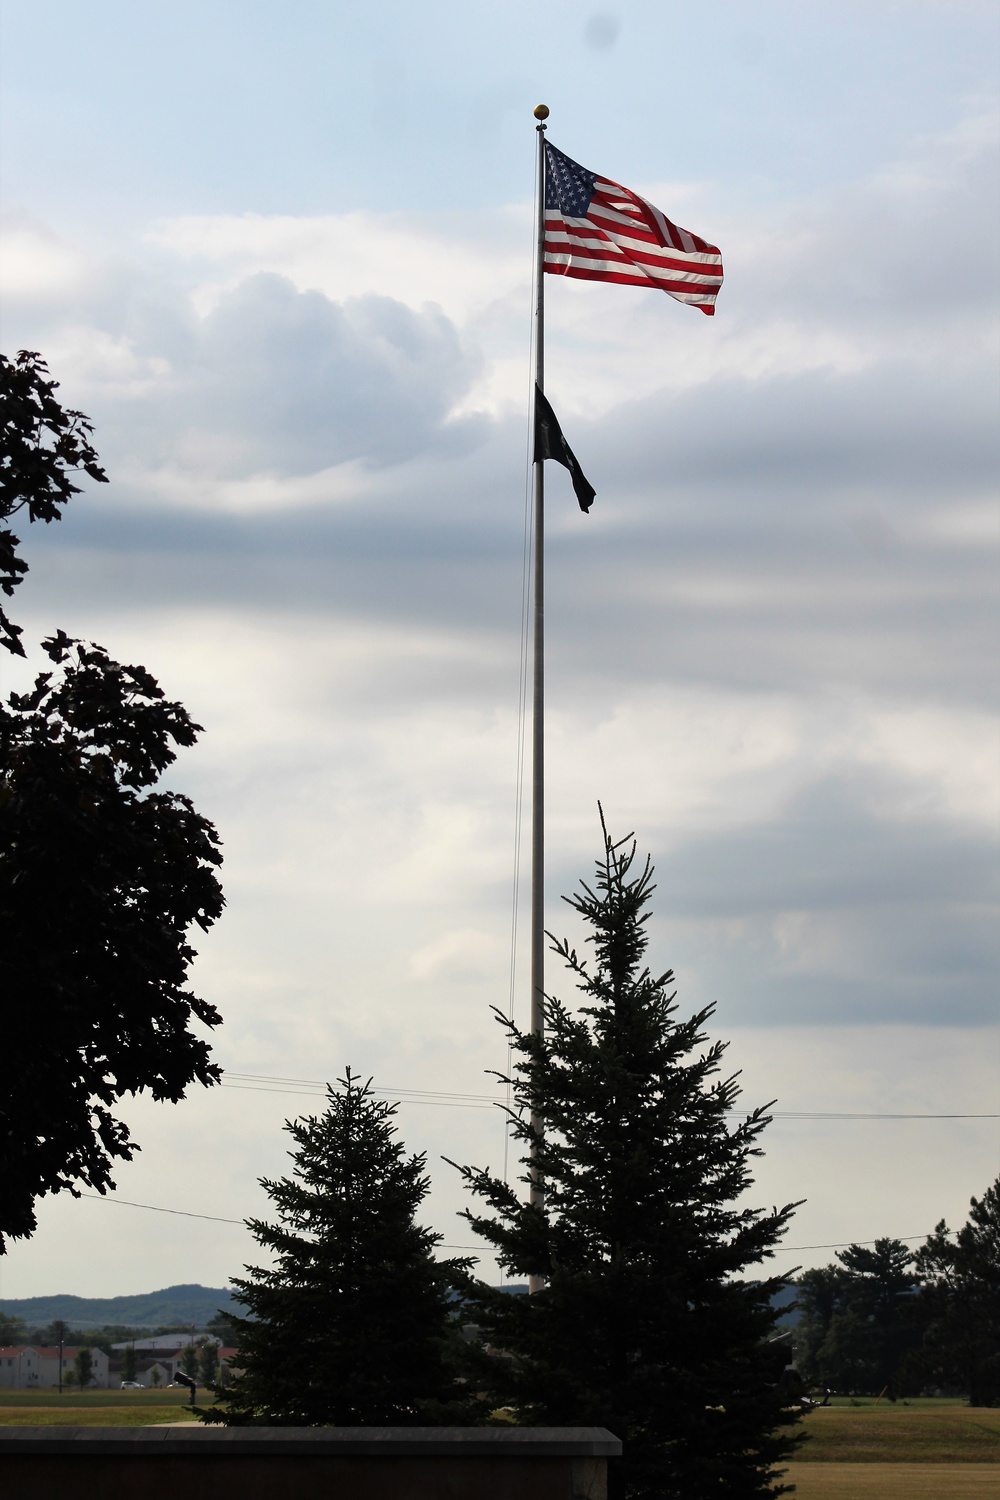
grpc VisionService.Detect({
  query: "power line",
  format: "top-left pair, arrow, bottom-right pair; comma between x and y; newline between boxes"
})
222,1075 -> 498,1110
761,1112 -> 998,1120
79,1193 -> 244,1225
77,1194 -> 483,1251
775,1233 -> 932,1252
220,1072 -> 998,1120
78,1193 -> 941,1257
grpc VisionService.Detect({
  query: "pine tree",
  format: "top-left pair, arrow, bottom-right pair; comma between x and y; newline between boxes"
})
208,1070 -> 473,1425
452,815 -> 802,1499
915,1177 -> 1000,1406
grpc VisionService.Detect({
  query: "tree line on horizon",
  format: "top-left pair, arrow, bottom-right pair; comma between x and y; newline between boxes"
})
0,1309 -> 236,1348
8,1211 -> 995,1414
0,1311 -> 232,1390
793,1200 -> 1000,1406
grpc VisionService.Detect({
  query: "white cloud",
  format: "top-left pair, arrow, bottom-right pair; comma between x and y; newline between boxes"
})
409,928 -> 505,982
857,705 -> 1000,825
0,218 -> 89,299
146,207 -> 530,326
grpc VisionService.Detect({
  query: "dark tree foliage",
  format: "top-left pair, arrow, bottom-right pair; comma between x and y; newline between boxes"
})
913,1179 -> 1000,1406
795,1240 -> 919,1397
793,1265 -> 843,1382
794,1264 -> 851,1391
206,1311 -> 237,1345
205,1071 -> 474,1426
0,350 -> 107,656
198,1341 -> 220,1387
0,633 -> 224,1249
74,1346 -> 94,1388
0,1311 -> 26,1344
452,816 -> 801,1500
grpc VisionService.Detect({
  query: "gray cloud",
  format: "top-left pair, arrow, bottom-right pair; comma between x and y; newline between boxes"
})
600,364 -> 997,503
657,773 -> 998,917
118,273 -> 484,476
1,248 -> 486,477
23,333 -> 996,722
184,275 -> 482,473
723,114 -> 1000,326
535,764 -> 998,1029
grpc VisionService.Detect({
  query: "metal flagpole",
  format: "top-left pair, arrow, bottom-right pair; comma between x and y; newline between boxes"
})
529,104 -> 548,1264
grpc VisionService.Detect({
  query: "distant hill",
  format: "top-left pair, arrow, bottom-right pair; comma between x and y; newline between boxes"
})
773,1282 -> 800,1327
0,1283 -> 238,1329
1,1279 -> 795,1330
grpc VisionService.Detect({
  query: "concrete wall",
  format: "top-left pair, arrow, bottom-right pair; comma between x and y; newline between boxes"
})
0,1425 -> 620,1500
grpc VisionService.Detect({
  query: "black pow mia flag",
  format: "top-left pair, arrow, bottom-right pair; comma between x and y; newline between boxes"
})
534,384 -> 596,513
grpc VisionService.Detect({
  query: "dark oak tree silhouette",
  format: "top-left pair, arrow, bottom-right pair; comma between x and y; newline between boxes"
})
1,634 -> 224,1247
0,350 -> 224,1250
0,350 -> 107,657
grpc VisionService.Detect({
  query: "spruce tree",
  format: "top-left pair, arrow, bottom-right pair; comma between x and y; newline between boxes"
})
208,1070 -> 473,1425
452,815 -> 802,1498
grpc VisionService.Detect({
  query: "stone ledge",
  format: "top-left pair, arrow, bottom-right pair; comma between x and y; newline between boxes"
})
0,1424 -> 621,1458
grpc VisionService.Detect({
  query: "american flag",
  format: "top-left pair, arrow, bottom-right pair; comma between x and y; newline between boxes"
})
543,140 -> 723,315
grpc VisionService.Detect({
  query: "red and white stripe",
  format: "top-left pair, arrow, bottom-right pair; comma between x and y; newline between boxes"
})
544,175 -> 723,315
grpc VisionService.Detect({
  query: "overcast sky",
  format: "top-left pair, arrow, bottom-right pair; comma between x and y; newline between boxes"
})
1,0 -> 998,1304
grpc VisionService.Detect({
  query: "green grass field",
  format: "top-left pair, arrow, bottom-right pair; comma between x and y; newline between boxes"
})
3,1386 -> 999,1499
0,1406 -> 199,1426
824,1396 -> 974,1409
795,1404 -> 1000,1464
783,1406 -> 1000,1499
0,1388 -> 199,1424
784,1464 -> 1000,1499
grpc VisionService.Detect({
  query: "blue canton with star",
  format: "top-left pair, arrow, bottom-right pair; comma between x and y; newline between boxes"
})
544,142 -> 596,217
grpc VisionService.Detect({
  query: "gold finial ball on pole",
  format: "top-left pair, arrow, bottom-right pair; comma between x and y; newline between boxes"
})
533,104 -> 550,120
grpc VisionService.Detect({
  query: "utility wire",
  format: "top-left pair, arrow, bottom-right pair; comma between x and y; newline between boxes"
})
77,1193 -> 484,1251
772,1234 -> 932,1252
220,1072 -> 998,1120
79,1193 -> 244,1225
77,1193 -> 944,1256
